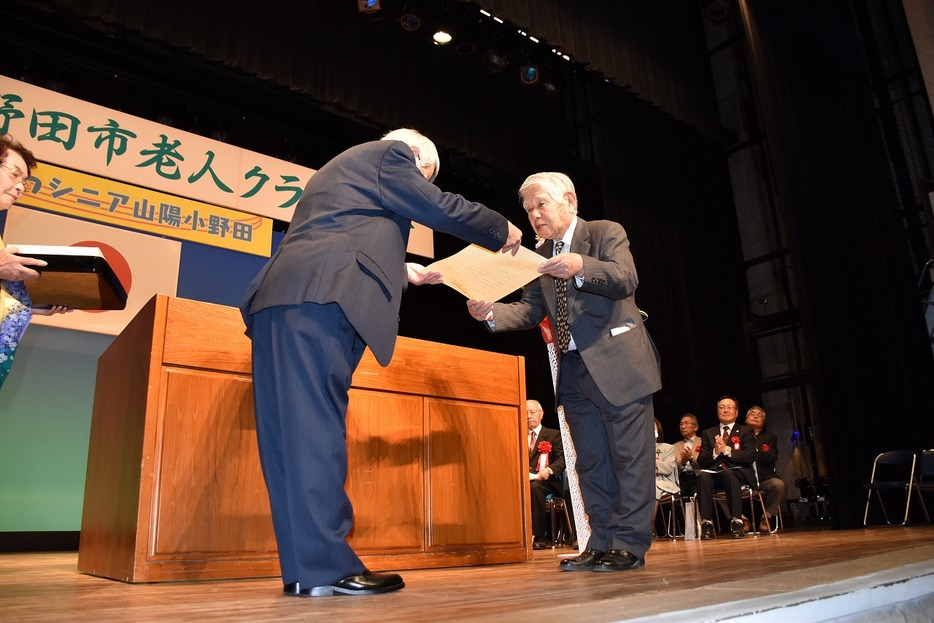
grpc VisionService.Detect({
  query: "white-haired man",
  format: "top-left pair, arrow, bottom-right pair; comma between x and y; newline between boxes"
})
467,172 -> 662,572
241,128 -> 522,598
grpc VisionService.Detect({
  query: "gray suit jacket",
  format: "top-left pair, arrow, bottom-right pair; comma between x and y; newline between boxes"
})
241,139 -> 509,365
491,218 -> 661,406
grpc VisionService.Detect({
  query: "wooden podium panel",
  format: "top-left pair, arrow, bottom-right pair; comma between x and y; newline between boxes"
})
78,295 -> 529,582
425,400 -> 524,550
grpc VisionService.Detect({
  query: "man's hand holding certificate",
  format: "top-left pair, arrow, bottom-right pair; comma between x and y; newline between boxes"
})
420,244 -> 544,302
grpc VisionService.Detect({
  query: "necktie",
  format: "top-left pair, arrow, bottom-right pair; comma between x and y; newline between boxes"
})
723,426 -> 730,440
554,241 -> 570,353
529,430 -> 537,455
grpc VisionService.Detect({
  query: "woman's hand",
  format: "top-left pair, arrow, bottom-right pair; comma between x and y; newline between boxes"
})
31,305 -> 72,316
0,245 -> 46,281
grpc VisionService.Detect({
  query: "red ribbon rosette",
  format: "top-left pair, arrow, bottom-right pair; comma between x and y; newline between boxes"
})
762,443 -> 770,452
536,440 -> 552,472
731,435 -> 740,450
695,445 -> 702,453
538,318 -> 555,345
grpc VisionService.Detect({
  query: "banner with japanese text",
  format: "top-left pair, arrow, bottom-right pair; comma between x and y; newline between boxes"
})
0,75 -> 436,258
17,162 -> 271,256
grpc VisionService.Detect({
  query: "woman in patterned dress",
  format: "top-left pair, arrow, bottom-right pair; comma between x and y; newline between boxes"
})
0,134 -> 69,389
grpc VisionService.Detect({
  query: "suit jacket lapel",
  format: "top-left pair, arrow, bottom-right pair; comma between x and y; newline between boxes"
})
536,243 -> 558,318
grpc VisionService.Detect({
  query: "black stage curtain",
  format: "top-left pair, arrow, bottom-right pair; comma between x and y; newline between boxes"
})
583,83 -> 752,436
740,0 -> 934,527
14,0 -> 719,164
470,0 -> 721,136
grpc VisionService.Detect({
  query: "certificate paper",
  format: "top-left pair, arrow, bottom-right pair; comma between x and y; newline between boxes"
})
426,244 -> 543,302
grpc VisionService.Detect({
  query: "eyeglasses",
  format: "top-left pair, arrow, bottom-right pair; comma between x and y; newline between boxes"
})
0,162 -> 27,184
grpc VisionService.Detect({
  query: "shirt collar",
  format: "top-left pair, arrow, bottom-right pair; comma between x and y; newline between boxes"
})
553,216 -> 579,253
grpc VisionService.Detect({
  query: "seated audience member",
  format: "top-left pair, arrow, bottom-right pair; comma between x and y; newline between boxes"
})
745,405 -> 786,532
672,413 -> 702,497
695,396 -> 757,540
653,418 -> 679,537
526,399 -> 566,549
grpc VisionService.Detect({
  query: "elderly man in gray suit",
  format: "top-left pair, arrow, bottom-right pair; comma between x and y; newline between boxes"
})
467,172 -> 662,572
241,128 -> 522,598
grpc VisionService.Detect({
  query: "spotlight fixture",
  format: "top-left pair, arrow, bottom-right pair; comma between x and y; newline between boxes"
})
519,65 -> 539,85
400,11 -> 421,32
541,81 -> 558,98
481,49 -> 508,74
704,0 -> 731,21
432,30 -> 453,45
357,0 -> 381,14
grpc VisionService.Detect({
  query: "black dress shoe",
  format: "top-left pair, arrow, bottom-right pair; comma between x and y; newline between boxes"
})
593,549 -> 645,572
558,548 -> 606,572
730,519 -> 746,539
700,522 -> 715,540
532,540 -> 550,550
283,572 -> 404,597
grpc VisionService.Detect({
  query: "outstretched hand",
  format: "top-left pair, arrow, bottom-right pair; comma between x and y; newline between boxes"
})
466,299 -> 493,322
406,262 -> 444,286
538,252 -> 584,280
500,221 -> 523,256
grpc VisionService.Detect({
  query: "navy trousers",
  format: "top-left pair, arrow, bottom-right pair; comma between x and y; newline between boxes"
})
558,350 -> 655,558
250,302 -> 367,587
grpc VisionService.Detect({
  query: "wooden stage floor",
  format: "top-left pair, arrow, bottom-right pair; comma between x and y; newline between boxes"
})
2,526 -> 933,622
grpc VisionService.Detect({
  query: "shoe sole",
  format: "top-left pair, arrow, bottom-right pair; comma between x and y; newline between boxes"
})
558,564 -> 597,572
290,581 -> 405,597
592,561 -> 645,572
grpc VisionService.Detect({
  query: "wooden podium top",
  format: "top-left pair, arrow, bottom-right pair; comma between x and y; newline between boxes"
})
142,294 -> 523,406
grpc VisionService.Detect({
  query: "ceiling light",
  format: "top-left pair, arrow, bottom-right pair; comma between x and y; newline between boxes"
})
433,30 -> 453,45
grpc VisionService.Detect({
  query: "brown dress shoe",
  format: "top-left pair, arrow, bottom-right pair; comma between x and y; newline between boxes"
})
759,516 -> 772,533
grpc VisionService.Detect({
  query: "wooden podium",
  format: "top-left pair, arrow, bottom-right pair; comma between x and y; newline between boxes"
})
78,295 -> 530,583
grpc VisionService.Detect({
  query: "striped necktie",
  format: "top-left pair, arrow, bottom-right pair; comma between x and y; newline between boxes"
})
554,241 -> 570,353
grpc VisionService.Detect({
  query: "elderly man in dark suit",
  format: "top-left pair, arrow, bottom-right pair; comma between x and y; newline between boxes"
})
241,128 -> 522,598
745,405 -> 786,532
695,396 -> 757,539
672,412 -> 702,497
526,399 -> 566,549
467,171 -> 662,572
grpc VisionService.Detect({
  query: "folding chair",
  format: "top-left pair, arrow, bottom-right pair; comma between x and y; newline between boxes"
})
915,449 -> 934,522
657,490 -> 685,538
713,484 -> 770,535
863,449 -> 930,526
